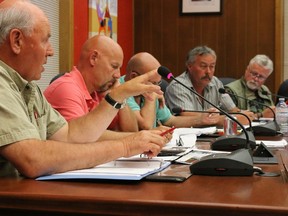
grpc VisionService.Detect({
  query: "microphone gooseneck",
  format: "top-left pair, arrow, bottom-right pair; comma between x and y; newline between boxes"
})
172,106 -> 252,128
219,88 -> 276,121
171,107 -> 219,114
157,66 -> 251,150
218,87 -> 280,136
261,90 -> 288,100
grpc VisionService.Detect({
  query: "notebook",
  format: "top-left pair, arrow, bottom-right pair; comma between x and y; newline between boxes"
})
36,157 -> 170,181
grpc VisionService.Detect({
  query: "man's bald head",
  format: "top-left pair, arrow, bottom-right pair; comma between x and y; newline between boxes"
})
78,35 -> 123,69
126,52 -> 160,76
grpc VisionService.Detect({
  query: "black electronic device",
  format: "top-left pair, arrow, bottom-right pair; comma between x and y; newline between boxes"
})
189,148 -> 254,176
211,131 -> 256,151
172,106 -> 256,150
219,88 -> 280,136
213,111 -> 256,150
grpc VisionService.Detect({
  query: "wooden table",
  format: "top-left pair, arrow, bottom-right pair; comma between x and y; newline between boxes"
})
0,141 -> 288,216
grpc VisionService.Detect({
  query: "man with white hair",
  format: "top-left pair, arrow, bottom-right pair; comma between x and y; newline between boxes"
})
225,54 -> 275,118
0,0 -> 167,178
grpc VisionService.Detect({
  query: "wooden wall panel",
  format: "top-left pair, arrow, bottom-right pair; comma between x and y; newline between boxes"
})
134,0 -> 282,92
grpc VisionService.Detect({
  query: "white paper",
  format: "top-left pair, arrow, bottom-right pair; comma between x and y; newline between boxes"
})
256,139 -> 288,148
165,127 -> 217,148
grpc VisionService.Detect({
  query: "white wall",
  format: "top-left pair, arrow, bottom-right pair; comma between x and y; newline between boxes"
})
31,0 -> 59,91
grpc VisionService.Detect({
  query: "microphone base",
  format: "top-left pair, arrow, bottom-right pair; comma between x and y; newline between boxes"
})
190,149 -> 254,176
211,131 -> 256,151
252,121 -> 280,136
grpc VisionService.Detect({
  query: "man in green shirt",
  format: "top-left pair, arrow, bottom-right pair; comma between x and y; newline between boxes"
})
225,55 -> 275,119
0,0 -> 167,178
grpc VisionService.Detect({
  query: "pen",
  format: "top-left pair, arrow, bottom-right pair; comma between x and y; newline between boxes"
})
160,127 -> 175,136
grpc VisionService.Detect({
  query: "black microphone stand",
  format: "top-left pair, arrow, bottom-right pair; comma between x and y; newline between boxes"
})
158,66 -> 254,176
211,112 -> 256,151
261,90 -> 288,102
219,88 -> 280,136
158,67 -> 251,151
171,107 -> 256,150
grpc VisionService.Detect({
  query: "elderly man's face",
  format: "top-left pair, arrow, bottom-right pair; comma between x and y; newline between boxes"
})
244,63 -> 270,90
187,54 -> 216,87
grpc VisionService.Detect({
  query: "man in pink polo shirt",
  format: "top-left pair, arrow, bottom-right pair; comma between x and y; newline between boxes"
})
44,35 -> 138,133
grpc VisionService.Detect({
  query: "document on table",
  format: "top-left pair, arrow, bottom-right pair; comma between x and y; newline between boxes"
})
36,157 -> 170,181
156,127 -> 217,161
256,139 -> 288,148
165,127 -> 217,148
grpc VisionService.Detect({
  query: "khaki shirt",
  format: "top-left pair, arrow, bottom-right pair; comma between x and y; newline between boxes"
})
225,77 -> 274,113
0,61 -> 67,176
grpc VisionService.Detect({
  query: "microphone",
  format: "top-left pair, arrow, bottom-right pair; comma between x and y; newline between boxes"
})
261,90 -> 288,100
158,66 -> 252,151
171,107 -> 219,114
171,106 -> 256,150
158,66 -> 254,176
262,90 -> 288,105
219,88 -> 280,136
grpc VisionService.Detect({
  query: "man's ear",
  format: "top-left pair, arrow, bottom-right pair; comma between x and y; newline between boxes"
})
130,71 -> 139,79
9,29 -> 22,54
90,50 -> 99,66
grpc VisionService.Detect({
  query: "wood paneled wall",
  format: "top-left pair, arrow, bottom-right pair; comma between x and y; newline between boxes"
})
134,0 -> 283,93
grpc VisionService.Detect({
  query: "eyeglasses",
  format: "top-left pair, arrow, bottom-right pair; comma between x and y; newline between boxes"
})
249,71 -> 267,81
132,70 -> 162,86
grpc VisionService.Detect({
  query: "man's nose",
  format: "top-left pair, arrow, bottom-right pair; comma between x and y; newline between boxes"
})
113,70 -> 121,79
47,43 -> 54,57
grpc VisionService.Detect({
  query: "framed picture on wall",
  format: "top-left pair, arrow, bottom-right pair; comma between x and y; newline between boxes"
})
180,0 -> 222,15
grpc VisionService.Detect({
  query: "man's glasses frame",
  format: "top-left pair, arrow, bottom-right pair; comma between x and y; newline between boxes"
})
249,70 -> 267,81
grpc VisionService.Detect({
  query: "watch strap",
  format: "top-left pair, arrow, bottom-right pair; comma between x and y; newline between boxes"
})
105,93 -> 126,109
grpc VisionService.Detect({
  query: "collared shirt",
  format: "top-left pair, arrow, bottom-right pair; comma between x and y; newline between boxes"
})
44,67 -> 100,121
0,60 -> 66,175
225,77 -> 274,113
119,76 -> 171,128
44,67 -> 119,129
165,71 -> 236,111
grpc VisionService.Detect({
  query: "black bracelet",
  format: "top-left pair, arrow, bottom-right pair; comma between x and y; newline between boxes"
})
104,93 -> 126,109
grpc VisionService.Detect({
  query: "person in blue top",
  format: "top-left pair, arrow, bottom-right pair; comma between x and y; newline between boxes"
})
120,52 -> 220,130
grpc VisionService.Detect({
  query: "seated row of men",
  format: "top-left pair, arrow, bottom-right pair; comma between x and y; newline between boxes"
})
0,0 -> 274,179
44,39 -> 275,133
0,1 -> 169,178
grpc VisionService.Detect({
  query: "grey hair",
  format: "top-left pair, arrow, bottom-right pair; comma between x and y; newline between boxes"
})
248,54 -> 274,75
0,0 -> 35,46
186,46 -> 217,65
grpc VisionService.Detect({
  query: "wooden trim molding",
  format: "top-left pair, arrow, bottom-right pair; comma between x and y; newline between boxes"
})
275,0 -> 284,92
59,0 -> 74,73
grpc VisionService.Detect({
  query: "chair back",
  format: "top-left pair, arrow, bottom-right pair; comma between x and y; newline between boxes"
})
276,79 -> 288,104
218,77 -> 236,86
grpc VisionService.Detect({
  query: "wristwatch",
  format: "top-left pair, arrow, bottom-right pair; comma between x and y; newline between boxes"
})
105,93 -> 126,109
